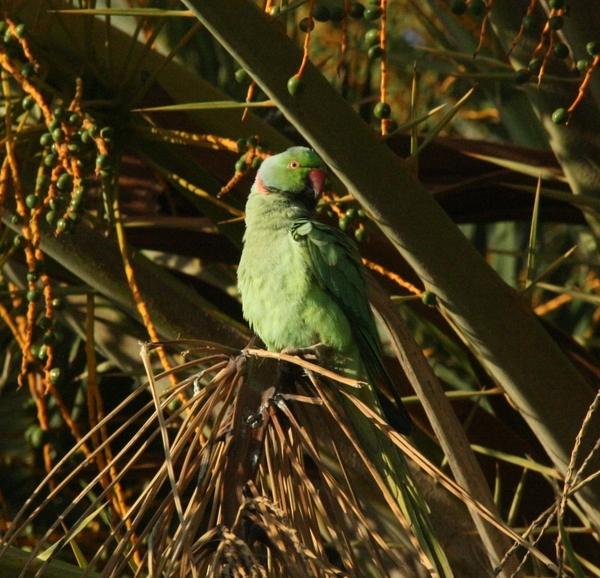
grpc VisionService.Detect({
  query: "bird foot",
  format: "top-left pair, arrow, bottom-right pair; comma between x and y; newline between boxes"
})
281,343 -> 327,362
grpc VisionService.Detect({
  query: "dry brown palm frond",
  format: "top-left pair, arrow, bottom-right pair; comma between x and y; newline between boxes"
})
2,340 -> 526,577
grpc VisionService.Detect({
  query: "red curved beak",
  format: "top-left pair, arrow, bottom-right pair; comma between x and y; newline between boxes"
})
307,168 -> 326,196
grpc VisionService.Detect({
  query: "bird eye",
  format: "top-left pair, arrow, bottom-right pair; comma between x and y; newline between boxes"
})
287,161 -> 300,169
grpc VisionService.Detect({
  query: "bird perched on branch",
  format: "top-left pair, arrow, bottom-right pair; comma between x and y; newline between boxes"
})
237,146 -> 452,577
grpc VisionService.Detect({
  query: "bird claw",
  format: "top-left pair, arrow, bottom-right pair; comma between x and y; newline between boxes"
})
281,343 -> 327,362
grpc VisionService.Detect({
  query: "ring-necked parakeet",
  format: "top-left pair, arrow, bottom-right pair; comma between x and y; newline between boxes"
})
237,147 -> 452,576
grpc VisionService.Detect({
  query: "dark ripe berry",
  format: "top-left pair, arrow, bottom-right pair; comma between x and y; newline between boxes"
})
312,5 -> 331,22
450,0 -> 467,15
299,17 -> 315,32
365,28 -> 380,46
21,63 -> 35,78
374,101 -> 391,119
287,75 -> 305,96
514,68 -> 531,84
25,194 -> 39,209
552,107 -> 568,124
39,316 -> 53,330
368,44 -> 383,59
355,227 -> 369,242
549,0 -> 565,8
577,59 -> 590,72
553,43 -> 569,59
236,138 -> 247,151
246,135 -> 258,147
22,95 -> 35,110
521,14 -> 538,30
338,216 -> 350,230
586,41 -> 600,56
235,157 -> 248,173
529,58 -> 542,74
15,23 -> 25,38
56,173 -> 72,191
363,6 -> 382,20
421,290 -> 437,306
467,0 -> 486,16
40,133 -> 53,147
349,2 -> 365,18
235,68 -> 250,84
548,15 -> 563,29
330,7 -> 345,21
26,289 -> 40,303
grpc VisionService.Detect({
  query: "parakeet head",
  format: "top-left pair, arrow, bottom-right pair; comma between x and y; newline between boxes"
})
254,147 -> 327,210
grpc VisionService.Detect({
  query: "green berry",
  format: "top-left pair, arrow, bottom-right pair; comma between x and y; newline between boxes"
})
529,58 -> 542,74
13,235 -> 26,248
26,272 -> 39,283
52,128 -> 65,142
236,138 -> 247,151
246,136 -> 258,147
549,0 -> 565,8
53,107 -> 66,120
553,43 -> 569,59
56,218 -> 69,232
52,298 -> 65,310
100,126 -> 114,139
312,5 -> 331,22
56,173 -> 72,191
422,291 -> 437,306
363,6 -> 382,20
521,14 -> 538,30
287,75 -> 305,96
355,227 -> 369,242
21,63 -> 35,78
95,154 -> 109,168
168,398 -> 182,412
577,59 -> 590,72
49,367 -> 61,383
39,316 -> 53,330
10,214 -> 22,225
27,289 -> 40,303
43,153 -> 57,167
251,156 -> 262,170
15,23 -> 25,38
338,216 -> 350,231
514,68 -> 531,84
235,157 -> 248,173
22,95 -> 35,110
87,124 -> 100,138
42,331 -> 57,346
450,0 -> 467,15
25,194 -> 39,209
269,6 -> 281,16
46,210 -> 58,225
349,2 -> 365,18
345,208 -> 358,220
40,133 -> 53,147
235,68 -> 250,84
467,0 -> 486,16
548,15 -> 563,30
385,120 -> 398,133
68,113 -> 81,126
365,28 -> 380,46
552,107 -> 568,124
368,44 -> 383,59
586,41 -> 600,57
374,102 -> 391,119
48,118 -> 60,132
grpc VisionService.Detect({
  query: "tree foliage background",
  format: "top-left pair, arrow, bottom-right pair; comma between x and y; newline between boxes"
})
1,0 -> 600,576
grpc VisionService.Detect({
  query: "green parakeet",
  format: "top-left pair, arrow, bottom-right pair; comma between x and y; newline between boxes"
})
237,147 -> 453,576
